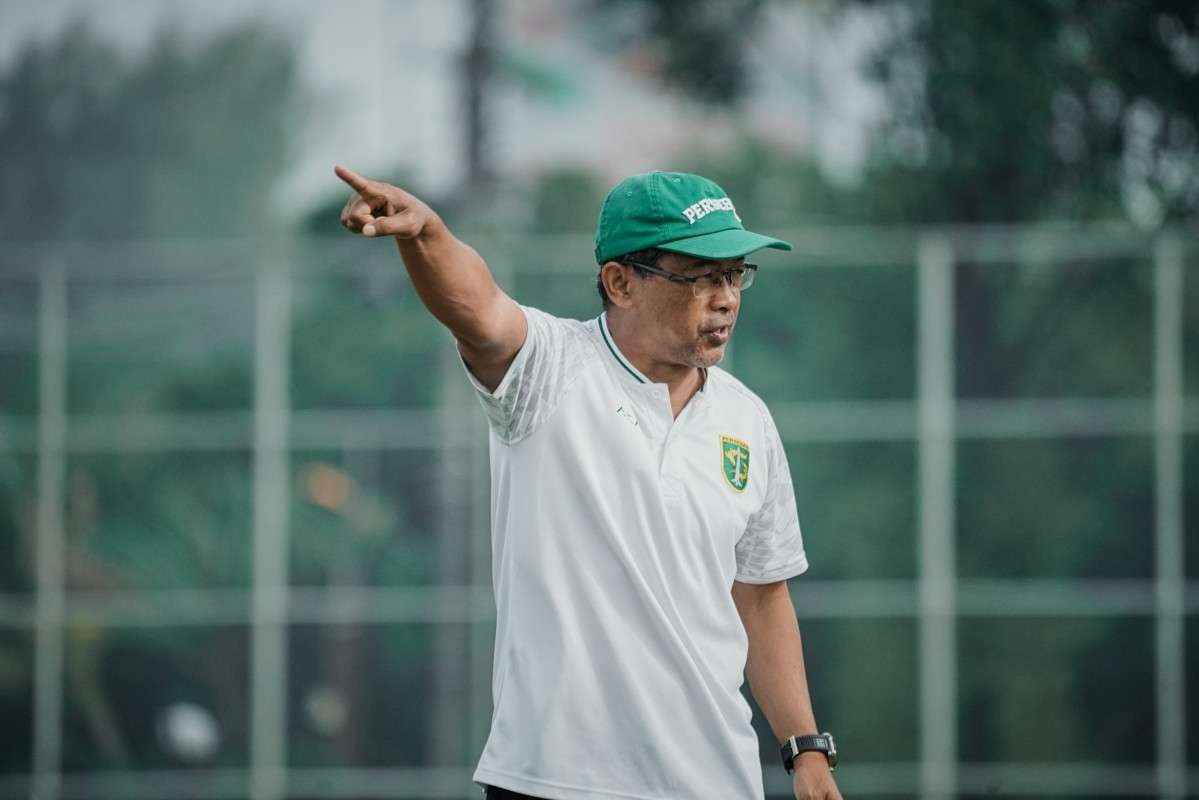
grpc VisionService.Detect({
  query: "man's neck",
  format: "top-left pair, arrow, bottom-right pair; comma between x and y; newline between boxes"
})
606,313 -> 704,416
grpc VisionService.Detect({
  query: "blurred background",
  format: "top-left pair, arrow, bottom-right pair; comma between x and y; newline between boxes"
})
0,1 -> 1196,798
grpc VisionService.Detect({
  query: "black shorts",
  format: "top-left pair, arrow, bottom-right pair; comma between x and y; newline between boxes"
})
484,785 -> 548,800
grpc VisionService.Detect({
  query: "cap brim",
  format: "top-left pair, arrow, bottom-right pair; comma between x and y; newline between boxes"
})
655,228 -> 793,259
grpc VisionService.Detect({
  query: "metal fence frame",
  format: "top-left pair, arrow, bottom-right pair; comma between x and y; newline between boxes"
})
0,223 -> 1194,799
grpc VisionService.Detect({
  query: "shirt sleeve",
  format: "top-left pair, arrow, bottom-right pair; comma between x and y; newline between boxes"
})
459,305 -> 591,445
734,408 -> 809,583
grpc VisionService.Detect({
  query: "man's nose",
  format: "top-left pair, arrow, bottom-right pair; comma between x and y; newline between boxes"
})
707,279 -> 739,311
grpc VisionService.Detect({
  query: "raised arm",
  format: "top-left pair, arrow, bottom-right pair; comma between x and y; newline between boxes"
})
335,164 -> 526,391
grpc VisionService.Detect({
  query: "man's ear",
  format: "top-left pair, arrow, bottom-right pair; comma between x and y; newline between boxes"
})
600,261 -> 636,309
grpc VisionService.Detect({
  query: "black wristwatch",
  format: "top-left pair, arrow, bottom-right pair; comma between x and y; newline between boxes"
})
780,732 -> 837,774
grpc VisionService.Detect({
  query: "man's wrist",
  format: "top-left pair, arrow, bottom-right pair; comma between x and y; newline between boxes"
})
414,211 -> 446,241
795,750 -> 831,769
780,732 -> 837,774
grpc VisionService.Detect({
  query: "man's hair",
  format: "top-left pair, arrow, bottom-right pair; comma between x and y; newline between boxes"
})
596,248 -> 665,309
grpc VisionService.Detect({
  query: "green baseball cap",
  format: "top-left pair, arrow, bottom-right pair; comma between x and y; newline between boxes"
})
594,171 -> 793,264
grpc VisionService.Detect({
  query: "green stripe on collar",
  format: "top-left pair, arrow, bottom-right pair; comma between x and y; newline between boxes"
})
598,316 -> 646,384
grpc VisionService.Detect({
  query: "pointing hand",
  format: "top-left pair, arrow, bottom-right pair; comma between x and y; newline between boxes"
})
334,165 -> 436,239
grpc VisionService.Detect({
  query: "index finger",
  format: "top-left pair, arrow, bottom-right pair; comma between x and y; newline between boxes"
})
334,164 -> 374,195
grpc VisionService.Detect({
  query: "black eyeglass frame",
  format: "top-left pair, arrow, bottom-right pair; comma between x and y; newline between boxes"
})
621,259 -> 758,293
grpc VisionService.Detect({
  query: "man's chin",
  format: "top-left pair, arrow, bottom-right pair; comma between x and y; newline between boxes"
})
693,344 -> 727,369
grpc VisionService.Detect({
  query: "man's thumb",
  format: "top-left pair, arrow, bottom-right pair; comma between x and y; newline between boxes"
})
363,214 -> 418,238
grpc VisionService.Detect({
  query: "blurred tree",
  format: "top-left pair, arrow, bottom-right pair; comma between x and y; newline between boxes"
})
529,168 -> 607,232
858,0 -> 1199,225
844,0 -> 1188,407
585,0 -> 1199,223
0,19 -> 305,772
847,0 -> 1196,766
0,22 -> 302,240
674,138 -> 861,227
589,0 -> 767,105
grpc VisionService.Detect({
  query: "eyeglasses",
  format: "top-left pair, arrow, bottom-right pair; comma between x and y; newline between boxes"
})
622,260 -> 758,297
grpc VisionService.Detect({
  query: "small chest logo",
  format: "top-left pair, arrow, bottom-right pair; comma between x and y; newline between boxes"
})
616,405 -> 639,427
720,434 -> 750,492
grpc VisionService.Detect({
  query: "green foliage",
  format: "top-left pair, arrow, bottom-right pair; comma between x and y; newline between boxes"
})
514,262 -> 606,322
0,22 -> 303,240
529,168 -> 607,233
65,277 -> 255,414
859,0 -> 1199,225
0,18 -> 310,773
590,0 -> 767,105
733,265 -> 916,401
749,618 -> 918,763
289,270 -> 442,410
289,451 -> 436,589
287,623 -> 436,768
0,453 -> 32,595
676,139 -> 864,227
63,626 -> 249,769
958,617 -> 1154,763
953,258 -> 1156,398
957,437 -> 1154,578
786,442 -> 917,580
0,629 -> 31,773
69,452 -> 253,591
0,281 -> 39,415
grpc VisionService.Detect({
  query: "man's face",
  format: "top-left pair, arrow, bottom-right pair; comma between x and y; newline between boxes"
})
627,252 -> 744,369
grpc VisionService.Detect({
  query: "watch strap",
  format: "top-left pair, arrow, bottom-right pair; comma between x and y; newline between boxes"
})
780,732 -> 837,774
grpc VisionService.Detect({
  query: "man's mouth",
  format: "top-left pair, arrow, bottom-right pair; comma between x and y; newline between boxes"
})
701,323 -> 732,345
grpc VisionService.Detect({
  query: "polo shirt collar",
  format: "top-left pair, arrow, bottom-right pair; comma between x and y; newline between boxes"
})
598,312 -> 650,384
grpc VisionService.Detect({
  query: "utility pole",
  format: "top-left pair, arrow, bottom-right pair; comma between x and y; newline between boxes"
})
463,0 -> 496,194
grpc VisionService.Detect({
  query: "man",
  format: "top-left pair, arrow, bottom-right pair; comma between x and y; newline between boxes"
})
336,165 -> 842,800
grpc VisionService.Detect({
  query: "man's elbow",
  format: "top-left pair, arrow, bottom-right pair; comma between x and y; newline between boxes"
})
451,291 -> 522,349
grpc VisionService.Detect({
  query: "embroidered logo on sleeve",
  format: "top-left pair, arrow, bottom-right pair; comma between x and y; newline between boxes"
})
720,434 -> 750,492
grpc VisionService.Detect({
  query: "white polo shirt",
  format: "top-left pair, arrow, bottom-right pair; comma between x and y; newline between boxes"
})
465,306 -> 808,800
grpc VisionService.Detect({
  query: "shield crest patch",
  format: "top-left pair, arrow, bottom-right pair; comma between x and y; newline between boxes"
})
720,434 -> 750,492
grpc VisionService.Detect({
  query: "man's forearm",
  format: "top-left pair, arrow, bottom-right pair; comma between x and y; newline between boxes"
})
395,216 -> 510,348
734,580 -> 819,742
